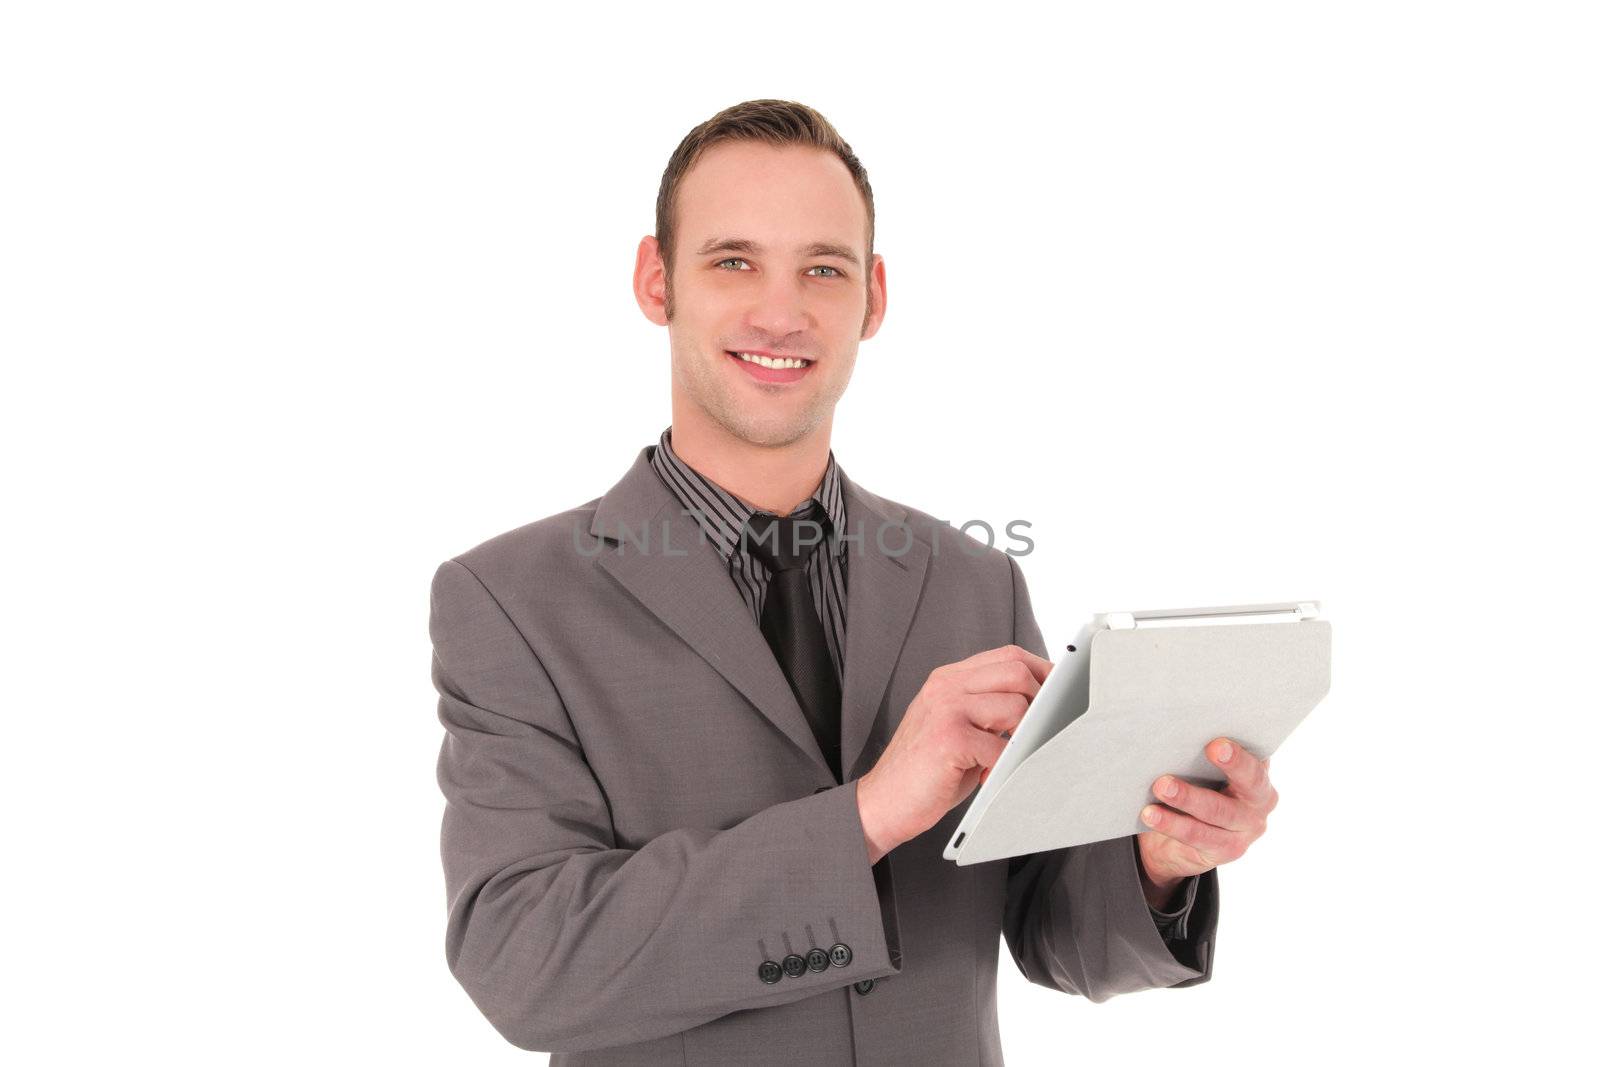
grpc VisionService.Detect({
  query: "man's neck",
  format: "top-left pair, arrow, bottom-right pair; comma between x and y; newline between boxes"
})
667,411 -> 833,517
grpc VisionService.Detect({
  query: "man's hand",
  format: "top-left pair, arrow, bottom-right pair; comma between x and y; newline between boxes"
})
1137,737 -> 1277,900
857,644 -> 1052,864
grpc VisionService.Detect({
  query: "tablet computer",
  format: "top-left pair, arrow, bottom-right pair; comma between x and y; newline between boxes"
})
942,601 -> 1330,865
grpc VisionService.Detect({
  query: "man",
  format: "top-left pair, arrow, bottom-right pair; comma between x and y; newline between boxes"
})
429,99 -> 1279,1064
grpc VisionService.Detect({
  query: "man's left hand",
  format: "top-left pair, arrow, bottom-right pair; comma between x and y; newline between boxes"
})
1137,737 -> 1277,892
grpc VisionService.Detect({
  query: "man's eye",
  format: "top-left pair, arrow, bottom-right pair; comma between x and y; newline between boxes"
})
715,258 -> 751,270
809,266 -> 841,277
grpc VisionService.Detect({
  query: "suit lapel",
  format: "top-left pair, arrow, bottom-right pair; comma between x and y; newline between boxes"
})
592,448 -> 833,780
589,446 -> 929,786
835,469 -> 930,780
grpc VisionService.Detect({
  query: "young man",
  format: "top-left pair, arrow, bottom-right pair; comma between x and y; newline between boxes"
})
430,100 -> 1276,1064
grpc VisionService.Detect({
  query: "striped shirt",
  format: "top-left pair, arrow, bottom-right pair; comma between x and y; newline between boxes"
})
648,425 -> 848,680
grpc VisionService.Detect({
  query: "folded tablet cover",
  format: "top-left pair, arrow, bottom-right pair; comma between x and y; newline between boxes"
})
951,618 -> 1331,865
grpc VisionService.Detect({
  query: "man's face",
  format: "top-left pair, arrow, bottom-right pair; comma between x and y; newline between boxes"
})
635,140 -> 886,449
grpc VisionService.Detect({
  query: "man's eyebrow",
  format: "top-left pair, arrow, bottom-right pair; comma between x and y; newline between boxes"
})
694,236 -> 862,268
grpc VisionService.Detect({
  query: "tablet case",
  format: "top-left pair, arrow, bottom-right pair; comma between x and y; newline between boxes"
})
945,606 -> 1331,865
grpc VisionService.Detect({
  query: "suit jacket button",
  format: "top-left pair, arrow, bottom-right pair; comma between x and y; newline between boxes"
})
806,947 -> 830,972
758,960 -> 783,985
853,979 -> 876,995
828,943 -> 853,968
781,954 -> 807,978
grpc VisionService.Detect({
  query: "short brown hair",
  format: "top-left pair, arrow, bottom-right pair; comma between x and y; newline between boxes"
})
654,99 -> 875,308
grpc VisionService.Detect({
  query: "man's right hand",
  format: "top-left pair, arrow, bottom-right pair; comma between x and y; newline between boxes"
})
856,644 -> 1054,864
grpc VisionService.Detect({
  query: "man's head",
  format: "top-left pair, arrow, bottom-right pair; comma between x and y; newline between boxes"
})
634,100 -> 886,450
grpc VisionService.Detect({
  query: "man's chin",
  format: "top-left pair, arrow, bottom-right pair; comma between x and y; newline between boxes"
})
713,406 -> 825,450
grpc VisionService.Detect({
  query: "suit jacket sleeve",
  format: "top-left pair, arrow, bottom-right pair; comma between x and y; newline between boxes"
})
430,559 -> 903,1053
998,553 -> 1219,1000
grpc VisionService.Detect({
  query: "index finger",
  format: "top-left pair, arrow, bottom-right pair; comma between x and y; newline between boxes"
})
953,643 -> 1053,685
1209,737 -> 1271,800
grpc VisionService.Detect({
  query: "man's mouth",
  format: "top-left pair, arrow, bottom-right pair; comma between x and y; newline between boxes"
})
726,349 -> 815,384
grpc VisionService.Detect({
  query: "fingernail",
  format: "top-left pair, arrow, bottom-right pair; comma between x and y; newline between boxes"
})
1142,805 -> 1160,825
1217,741 -> 1234,763
1160,777 -> 1178,798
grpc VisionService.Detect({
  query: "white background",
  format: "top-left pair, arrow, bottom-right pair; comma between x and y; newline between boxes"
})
5,2 -> 1596,1063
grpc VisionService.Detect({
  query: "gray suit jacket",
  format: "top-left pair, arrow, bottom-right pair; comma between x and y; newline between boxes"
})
430,445 -> 1219,1065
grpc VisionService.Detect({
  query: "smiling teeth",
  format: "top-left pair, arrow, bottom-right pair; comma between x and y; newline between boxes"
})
734,351 -> 809,369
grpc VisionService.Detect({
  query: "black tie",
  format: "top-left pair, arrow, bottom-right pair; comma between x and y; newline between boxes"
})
743,504 -> 843,782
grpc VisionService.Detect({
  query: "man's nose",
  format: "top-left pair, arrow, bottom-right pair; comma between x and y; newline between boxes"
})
743,272 -> 813,338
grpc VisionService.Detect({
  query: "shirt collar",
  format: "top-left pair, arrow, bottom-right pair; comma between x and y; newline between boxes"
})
649,424 -> 847,565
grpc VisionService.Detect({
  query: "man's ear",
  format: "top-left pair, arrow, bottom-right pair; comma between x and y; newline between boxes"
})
860,252 -> 887,340
634,235 -> 669,326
